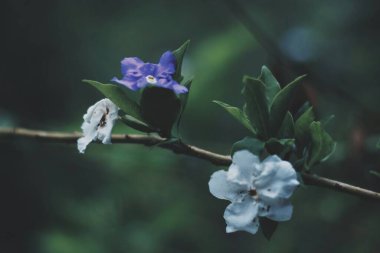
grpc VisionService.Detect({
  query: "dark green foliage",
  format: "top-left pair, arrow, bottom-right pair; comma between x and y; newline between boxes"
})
120,115 -> 157,133
260,217 -> 279,240
82,80 -> 142,120
217,66 -> 335,171
242,76 -> 270,138
172,40 -> 190,82
140,87 -> 182,138
265,138 -> 295,157
306,121 -> 336,169
259,65 -> 281,102
268,75 -> 306,136
295,107 -> 315,147
231,137 -> 265,156
176,79 -> 193,133
213,100 -> 256,133
278,111 -> 295,138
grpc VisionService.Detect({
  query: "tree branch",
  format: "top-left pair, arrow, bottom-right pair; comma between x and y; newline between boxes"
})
1,127 -> 379,201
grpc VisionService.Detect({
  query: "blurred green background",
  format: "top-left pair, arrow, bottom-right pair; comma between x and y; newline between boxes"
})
1,0 -> 380,252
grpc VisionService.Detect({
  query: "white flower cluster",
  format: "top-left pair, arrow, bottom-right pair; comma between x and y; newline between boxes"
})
77,99 -> 118,153
209,150 -> 299,235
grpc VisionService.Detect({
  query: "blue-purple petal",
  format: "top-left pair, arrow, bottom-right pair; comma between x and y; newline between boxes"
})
111,77 -> 139,90
171,84 -> 188,94
159,51 -> 176,71
121,57 -> 144,76
139,63 -> 158,76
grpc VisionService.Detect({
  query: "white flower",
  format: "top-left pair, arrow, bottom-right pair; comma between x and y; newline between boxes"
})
208,150 -> 299,235
77,98 -> 119,153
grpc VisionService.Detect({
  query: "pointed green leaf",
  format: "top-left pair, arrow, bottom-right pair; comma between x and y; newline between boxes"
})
172,40 -> 190,82
213,100 -> 256,134
269,74 -> 306,136
83,79 -> 142,120
370,170 -> 380,178
176,79 -> 193,134
295,101 -> 311,119
295,107 -> 315,145
306,121 -> 336,169
377,139 -> 380,149
278,111 -> 295,138
120,115 -> 156,133
265,138 -> 295,156
242,76 -> 269,139
260,217 -> 278,240
231,137 -> 265,156
259,65 -> 281,103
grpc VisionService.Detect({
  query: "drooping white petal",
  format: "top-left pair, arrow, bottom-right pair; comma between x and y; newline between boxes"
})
257,200 -> 294,222
226,216 -> 260,235
77,99 -> 119,153
223,196 -> 258,229
227,150 -> 260,185
209,170 -> 248,202
266,202 -> 293,221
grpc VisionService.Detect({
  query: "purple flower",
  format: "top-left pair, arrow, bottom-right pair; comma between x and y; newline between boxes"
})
112,51 -> 188,94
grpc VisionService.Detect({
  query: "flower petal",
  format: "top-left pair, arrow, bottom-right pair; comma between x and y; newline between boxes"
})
227,150 -> 260,186
77,99 -> 119,153
158,51 -> 176,74
139,63 -> 158,76
255,155 -> 299,204
226,217 -> 260,235
224,196 -> 258,229
171,84 -> 188,94
111,77 -> 139,90
121,57 -> 144,76
77,133 -> 94,154
266,202 -> 293,221
258,200 -> 294,222
209,170 -> 248,202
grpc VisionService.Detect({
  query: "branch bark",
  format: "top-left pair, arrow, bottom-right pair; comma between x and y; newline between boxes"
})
1,127 -> 379,201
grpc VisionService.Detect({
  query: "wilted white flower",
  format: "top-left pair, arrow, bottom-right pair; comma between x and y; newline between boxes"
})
77,98 -> 119,153
209,150 -> 299,235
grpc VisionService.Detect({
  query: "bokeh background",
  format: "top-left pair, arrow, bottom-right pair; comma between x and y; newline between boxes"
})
1,0 -> 380,252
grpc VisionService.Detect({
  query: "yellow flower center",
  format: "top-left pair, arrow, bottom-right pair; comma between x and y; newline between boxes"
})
146,75 -> 157,84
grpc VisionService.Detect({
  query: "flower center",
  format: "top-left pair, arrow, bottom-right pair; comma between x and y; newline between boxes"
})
145,75 -> 157,84
98,107 -> 109,128
249,189 -> 258,197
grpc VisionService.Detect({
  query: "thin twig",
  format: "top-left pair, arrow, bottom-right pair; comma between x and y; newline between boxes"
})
1,127 -> 379,201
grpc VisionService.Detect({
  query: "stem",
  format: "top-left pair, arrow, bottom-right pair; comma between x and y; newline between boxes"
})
1,127 -> 379,201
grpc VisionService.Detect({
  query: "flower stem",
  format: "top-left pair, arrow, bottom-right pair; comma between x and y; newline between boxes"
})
1,127 -> 379,201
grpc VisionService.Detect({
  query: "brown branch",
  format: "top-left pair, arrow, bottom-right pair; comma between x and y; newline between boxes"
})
1,127 -> 379,201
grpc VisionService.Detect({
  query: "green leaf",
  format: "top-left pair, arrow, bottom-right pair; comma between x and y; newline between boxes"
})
269,74 -> 306,136
242,76 -> 270,139
140,86 -> 181,138
83,79 -> 142,121
295,101 -> 311,119
231,137 -> 265,156
369,170 -> 380,179
172,40 -> 190,82
213,100 -> 256,134
295,107 -> 315,145
306,121 -> 336,169
278,111 -> 295,138
176,79 -> 193,134
258,65 -> 281,103
265,138 -> 295,156
260,217 -> 278,240
376,139 -> 380,149
120,115 -> 156,133
322,114 -> 335,127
